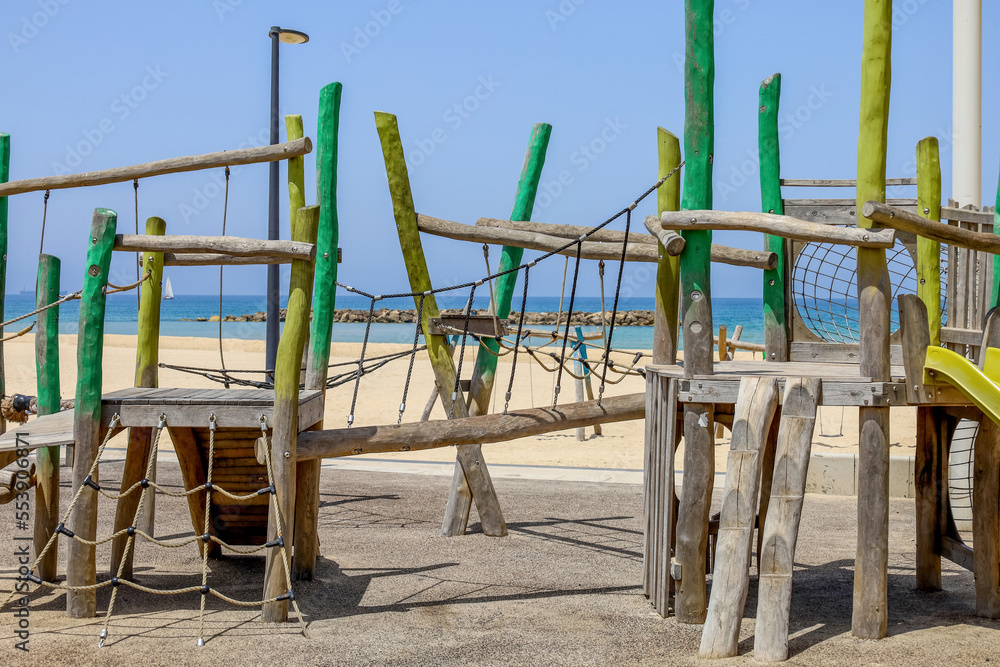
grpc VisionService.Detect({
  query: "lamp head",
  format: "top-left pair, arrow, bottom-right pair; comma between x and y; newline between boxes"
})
269,27 -> 309,44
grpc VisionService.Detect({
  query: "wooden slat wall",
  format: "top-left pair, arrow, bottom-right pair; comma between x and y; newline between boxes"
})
943,201 -> 994,361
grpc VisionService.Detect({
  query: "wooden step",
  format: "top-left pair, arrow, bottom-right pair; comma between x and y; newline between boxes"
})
754,378 -> 821,662
699,377 -> 780,659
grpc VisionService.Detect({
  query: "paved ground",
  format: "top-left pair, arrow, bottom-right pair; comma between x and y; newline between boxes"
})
1,460 -> 998,665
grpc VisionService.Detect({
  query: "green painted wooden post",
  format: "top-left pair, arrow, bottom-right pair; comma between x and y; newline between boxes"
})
759,73 -> 790,362
33,253 -> 60,582
374,110 -> 507,538
67,208 -> 117,618
0,133 -> 9,437
467,122 -> 551,415
916,138 -> 942,346
853,0 -> 893,641
286,115 -> 306,230
305,83 -> 343,390
674,0 -> 716,626
263,204 -> 319,623
297,82 -> 342,581
654,127 -> 682,365
111,216 -> 165,578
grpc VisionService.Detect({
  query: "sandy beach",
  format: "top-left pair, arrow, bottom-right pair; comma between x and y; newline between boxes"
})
1,333 -> 917,471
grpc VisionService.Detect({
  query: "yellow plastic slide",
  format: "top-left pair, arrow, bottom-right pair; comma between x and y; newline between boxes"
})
924,346 -> 1000,426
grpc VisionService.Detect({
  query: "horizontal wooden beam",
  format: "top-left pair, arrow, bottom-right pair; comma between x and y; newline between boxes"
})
780,178 -> 916,187
660,209 -> 896,248
477,216 -> 663,248
419,213 -> 658,263
863,200 -> 1000,253
0,137 -> 312,197
642,214 -> 685,255
296,392 -> 645,460
160,253 -> 290,266
116,234 -> 314,260
157,247 -> 340,267
420,214 -> 774,269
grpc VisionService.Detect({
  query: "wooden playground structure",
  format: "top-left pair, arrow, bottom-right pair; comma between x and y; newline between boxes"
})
0,0 -> 997,662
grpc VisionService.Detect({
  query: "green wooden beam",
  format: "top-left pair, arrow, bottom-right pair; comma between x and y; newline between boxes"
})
297,81 -> 342,582
916,137 -> 942,346
374,110 -> 506,538
674,0 -> 716,627
66,207 -> 117,618
992,156 -> 1000,309
306,82 -> 343,390
33,253 -> 60,582
467,123 -> 550,417
654,127 -> 682,365
759,73 -> 789,362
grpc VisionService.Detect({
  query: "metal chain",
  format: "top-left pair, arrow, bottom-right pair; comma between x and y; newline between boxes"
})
503,266 -> 529,414
553,241 -> 583,408
38,190 -> 50,255
398,294 -> 425,424
450,284 -> 476,419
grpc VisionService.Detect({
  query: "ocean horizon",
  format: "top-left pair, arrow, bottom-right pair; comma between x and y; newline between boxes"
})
2,293 -> 768,351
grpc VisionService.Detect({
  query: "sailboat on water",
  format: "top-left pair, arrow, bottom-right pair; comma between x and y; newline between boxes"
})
163,276 -> 174,300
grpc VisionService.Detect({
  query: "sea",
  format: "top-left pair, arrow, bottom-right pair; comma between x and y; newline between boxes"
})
3,293 -> 766,351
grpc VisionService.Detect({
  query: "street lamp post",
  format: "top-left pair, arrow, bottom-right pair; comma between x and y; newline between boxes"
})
266,26 -> 309,380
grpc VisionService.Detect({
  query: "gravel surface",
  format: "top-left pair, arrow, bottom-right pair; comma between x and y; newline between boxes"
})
1,461 -> 998,665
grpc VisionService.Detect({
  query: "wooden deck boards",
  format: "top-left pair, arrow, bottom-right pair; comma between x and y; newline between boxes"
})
646,361 -> 971,407
0,388 -> 324,452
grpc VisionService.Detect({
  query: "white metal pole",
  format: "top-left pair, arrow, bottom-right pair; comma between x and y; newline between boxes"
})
953,0 -> 982,208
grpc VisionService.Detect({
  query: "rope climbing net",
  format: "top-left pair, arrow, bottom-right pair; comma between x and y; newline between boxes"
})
2,411 -> 309,647
160,163 -> 682,427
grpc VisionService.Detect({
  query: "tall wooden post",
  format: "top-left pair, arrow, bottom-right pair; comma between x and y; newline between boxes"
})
853,0 -> 893,640
916,138 -> 941,345
66,208 -> 117,618
759,73 -> 789,362
297,82 -> 342,581
263,205 -> 319,623
33,253 -> 60,582
0,133 -> 9,437
654,127 -> 681,365
455,122 -> 550,526
674,0 -> 716,625
111,216 -> 165,577
375,110 -> 506,537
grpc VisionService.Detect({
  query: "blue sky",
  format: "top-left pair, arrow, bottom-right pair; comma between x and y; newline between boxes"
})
2,0 -> 997,299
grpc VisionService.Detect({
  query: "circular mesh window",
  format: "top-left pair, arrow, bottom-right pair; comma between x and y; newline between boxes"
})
791,240 -> 941,343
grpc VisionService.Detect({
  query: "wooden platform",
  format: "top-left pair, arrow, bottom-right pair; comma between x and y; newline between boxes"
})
646,360 -> 972,407
101,387 -> 324,430
0,387 -> 323,452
